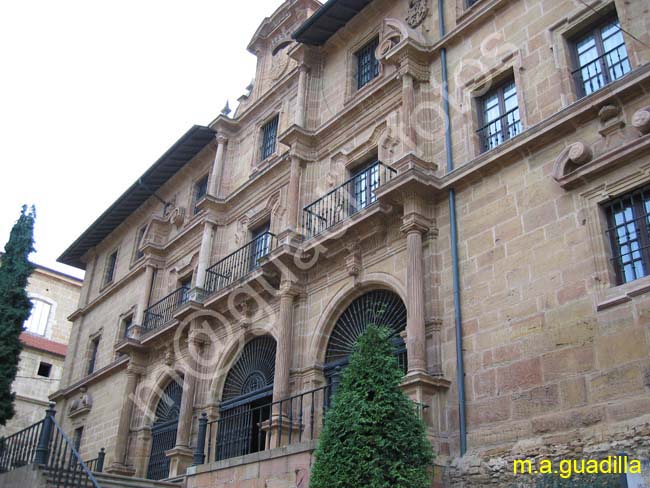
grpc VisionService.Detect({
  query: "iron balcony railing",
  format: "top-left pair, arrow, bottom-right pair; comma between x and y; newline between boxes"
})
572,43 -> 630,98
0,420 -> 43,472
204,232 -> 276,296
302,161 -> 397,239
193,378 -> 429,465
477,107 -> 522,153
84,449 -> 105,473
142,287 -> 190,334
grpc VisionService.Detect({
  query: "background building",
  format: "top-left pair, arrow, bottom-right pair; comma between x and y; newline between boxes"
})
10,0 -> 648,486
0,261 -> 81,437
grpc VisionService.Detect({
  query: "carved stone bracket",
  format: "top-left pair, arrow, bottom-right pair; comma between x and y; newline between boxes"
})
633,106 -> 650,135
551,141 -> 593,182
68,386 -> 93,418
376,18 -> 430,83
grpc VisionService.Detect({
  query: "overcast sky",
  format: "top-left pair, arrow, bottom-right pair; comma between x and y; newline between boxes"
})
0,0 -> 286,279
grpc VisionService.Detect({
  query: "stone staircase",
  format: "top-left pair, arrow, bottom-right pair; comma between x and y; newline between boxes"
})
41,467 -> 182,488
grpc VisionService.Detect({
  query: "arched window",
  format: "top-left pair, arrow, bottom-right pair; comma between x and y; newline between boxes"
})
216,336 -> 276,461
325,290 -> 407,382
147,379 -> 183,480
23,298 -> 53,336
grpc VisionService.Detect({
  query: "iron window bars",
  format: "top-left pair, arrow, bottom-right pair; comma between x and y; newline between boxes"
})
141,286 -> 190,334
261,115 -> 279,161
572,17 -> 630,98
477,79 -> 522,153
357,37 -> 380,89
204,231 -> 277,297
603,186 -> 650,286
302,161 -> 397,239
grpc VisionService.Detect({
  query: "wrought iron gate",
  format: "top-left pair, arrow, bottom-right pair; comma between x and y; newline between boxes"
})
324,290 -> 408,387
147,379 -> 183,480
216,336 -> 276,461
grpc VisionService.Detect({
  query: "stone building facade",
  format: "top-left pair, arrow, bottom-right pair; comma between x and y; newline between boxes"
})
0,263 -> 81,438
52,0 -> 650,486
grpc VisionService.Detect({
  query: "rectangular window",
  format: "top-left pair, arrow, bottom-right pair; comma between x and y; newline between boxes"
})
572,16 -> 630,97
73,427 -> 84,452
604,186 -> 650,285
351,162 -> 381,213
193,175 -> 209,215
134,226 -> 147,261
260,116 -> 279,161
122,315 -> 133,339
103,251 -> 118,286
87,337 -> 100,375
477,79 -> 522,153
37,362 -> 52,378
466,0 -> 479,7
250,223 -> 271,271
357,37 -> 380,90
23,299 -> 52,336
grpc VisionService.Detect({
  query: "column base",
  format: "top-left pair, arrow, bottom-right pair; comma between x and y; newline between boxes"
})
261,414 -> 304,449
105,463 -> 136,477
165,446 -> 194,478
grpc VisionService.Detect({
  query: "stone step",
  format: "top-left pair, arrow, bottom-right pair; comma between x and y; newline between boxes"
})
42,467 -> 181,488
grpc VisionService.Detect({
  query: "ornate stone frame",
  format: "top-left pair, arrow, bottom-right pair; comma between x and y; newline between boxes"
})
545,0 -> 639,109
344,29 -> 384,106
579,162 -> 650,311
459,51 -> 528,158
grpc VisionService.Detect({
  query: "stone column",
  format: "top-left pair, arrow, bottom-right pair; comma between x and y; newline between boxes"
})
273,280 -> 299,405
400,211 -> 430,375
106,363 -> 141,476
208,134 -> 228,197
136,264 -> 156,326
195,222 -> 215,289
286,155 -> 303,231
295,65 -> 310,128
402,73 -> 417,153
168,325 -> 202,477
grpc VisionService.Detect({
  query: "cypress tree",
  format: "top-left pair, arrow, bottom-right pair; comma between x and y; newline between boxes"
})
310,325 -> 434,488
0,206 -> 36,426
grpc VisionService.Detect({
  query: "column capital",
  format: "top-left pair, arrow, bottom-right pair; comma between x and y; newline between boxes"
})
400,212 -> 432,236
126,362 -> 146,377
279,279 -> 303,298
215,133 -> 229,145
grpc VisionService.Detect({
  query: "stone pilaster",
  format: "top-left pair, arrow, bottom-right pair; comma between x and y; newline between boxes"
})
135,264 -> 156,327
106,362 -> 143,476
402,73 -> 417,153
295,65 -> 310,128
195,222 -> 215,289
273,280 -> 301,404
286,155 -> 303,232
400,210 -> 431,375
208,134 -> 228,197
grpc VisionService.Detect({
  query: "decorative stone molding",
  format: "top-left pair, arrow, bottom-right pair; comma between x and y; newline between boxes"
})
68,386 -> 93,418
633,106 -> 650,135
376,18 -> 430,82
551,142 -> 593,182
406,0 -> 429,28
344,239 -> 362,278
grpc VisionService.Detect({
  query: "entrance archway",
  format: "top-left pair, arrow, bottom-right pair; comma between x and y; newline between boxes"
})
216,335 -> 276,461
147,379 -> 183,480
324,289 -> 407,385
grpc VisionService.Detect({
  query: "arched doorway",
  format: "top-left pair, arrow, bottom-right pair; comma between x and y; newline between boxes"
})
147,379 -> 183,480
216,336 -> 276,461
325,290 -> 407,388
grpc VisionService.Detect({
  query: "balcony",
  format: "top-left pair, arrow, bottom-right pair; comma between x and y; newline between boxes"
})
302,161 -> 397,239
142,287 -> 190,334
205,232 -> 277,297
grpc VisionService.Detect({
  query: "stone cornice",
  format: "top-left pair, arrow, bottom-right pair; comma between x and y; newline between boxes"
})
50,356 -> 129,401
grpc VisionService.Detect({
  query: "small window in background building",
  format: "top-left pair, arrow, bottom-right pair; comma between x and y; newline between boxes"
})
260,116 -> 279,161
103,250 -> 118,286
477,79 -> 522,153
37,362 -> 52,378
572,16 -> 630,98
23,299 -> 52,336
193,175 -> 209,215
356,37 -> 380,90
